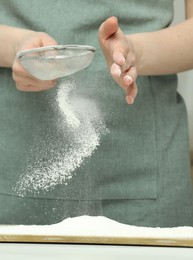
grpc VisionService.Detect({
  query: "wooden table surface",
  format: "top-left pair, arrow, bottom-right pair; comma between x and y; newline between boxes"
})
0,234 -> 193,248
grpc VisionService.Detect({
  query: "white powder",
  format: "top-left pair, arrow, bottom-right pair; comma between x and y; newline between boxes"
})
0,216 -> 193,239
14,79 -> 108,195
57,81 -> 80,129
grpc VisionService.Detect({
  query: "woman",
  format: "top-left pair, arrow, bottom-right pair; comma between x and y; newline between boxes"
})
0,0 -> 193,227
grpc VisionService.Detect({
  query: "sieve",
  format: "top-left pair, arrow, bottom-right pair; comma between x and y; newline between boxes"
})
16,45 -> 96,80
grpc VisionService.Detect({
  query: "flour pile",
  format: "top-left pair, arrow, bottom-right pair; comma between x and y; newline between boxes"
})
1,216 -> 193,239
14,79 -> 108,195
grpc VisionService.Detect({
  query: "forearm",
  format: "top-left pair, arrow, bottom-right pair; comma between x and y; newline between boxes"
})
0,25 -> 32,67
130,17 -> 193,76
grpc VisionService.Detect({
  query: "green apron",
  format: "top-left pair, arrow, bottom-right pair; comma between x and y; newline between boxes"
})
0,0 -> 193,227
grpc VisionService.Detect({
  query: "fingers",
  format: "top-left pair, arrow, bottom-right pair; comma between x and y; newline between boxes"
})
123,66 -> 137,84
125,82 -> 138,105
99,17 -> 138,105
14,77 -> 56,92
39,32 -> 58,47
11,31 -> 58,92
12,59 -> 56,92
18,32 -> 58,52
111,62 -> 138,104
123,68 -> 138,105
98,16 -> 118,42
112,46 -> 138,105
111,63 -> 121,77
113,51 -> 126,66
13,73 -> 56,92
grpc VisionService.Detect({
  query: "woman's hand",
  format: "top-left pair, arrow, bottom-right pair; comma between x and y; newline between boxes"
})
12,31 -> 57,92
98,17 -> 138,105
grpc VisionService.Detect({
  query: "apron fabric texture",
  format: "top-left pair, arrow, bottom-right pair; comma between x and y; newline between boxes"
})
0,0 -> 193,227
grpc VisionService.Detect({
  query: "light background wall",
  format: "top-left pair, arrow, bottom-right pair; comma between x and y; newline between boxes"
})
173,0 -> 193,152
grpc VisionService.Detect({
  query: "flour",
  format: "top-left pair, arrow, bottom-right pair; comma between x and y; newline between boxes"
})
0,216 -> 193,239
14,79 -> 108,195
57,81 -> 80,129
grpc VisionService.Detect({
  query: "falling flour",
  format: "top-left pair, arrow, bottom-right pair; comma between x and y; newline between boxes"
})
14,79 -> 108,195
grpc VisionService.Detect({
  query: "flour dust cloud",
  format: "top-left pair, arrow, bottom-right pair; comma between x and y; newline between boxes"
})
14,79 -> 108,195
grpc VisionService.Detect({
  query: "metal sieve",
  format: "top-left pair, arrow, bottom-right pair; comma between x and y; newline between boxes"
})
16,45 -> 96,80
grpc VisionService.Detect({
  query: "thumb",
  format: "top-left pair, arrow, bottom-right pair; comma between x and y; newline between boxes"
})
38,32 -> 58,47
98,16 -> 119,41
